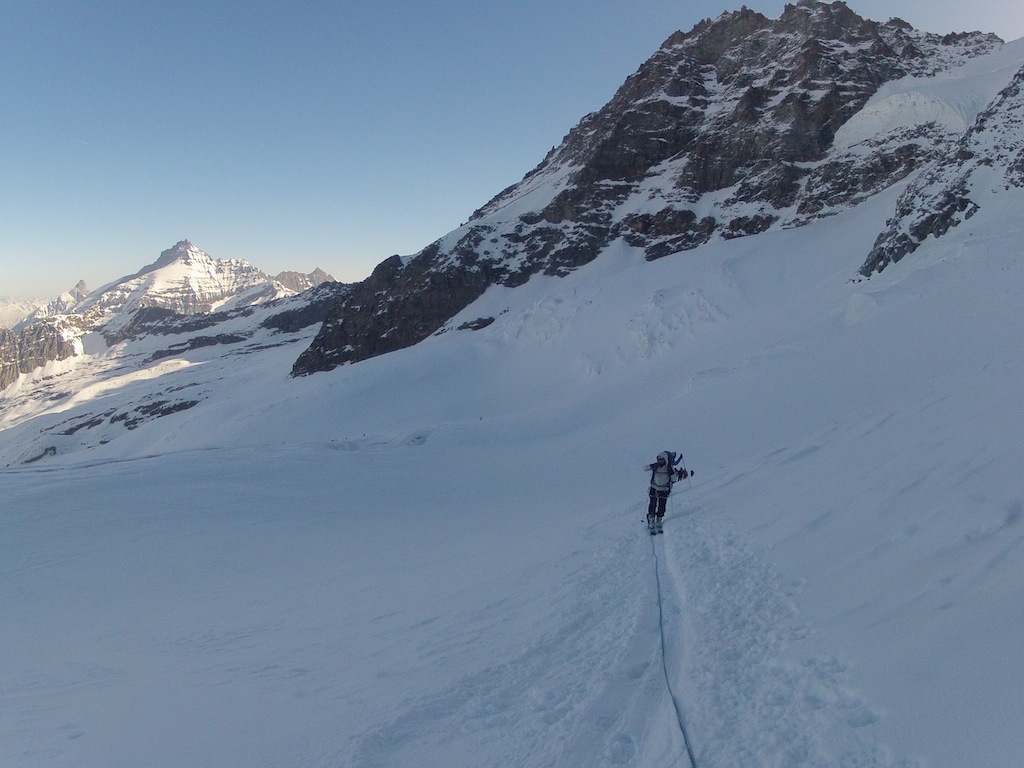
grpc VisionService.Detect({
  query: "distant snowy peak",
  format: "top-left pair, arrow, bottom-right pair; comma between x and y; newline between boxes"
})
0,296 -> 48,329
863,59 -> 1024,274
7,281 -> 89,336
147,239 -> 198,273
16,247 -> 335,336
1,241 -> 335,388
73,240 -> 296,334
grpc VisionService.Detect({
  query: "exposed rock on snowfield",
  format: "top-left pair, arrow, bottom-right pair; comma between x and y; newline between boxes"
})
292,252 -> 494,373
293,0 -> 1002,375
1,281 -> 90,388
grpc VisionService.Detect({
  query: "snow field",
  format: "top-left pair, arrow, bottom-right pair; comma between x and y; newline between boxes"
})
3,171 -> 1024,766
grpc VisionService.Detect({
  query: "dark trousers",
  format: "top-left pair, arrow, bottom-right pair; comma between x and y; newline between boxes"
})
648,488 -> 669,518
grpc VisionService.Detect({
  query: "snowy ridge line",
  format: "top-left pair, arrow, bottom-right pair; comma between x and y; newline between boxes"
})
650,534 -> 698,768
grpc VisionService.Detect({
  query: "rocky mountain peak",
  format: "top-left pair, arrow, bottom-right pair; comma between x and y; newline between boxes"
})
274,268 -> 336,294
778,0 -> 874,41
51,279 -> 90,312
473,1 -> 999,231
292,3 -> 1005,377
661,6 -> 771,63
151,239 -> 196,269
125,240 -> 228,285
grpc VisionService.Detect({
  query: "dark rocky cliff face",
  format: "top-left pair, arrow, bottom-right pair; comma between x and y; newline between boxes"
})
292,253 -> 494,371
292,0 -> 1000,376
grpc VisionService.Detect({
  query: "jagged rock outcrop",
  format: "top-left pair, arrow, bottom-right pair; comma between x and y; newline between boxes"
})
260,280 -> 352,334
274,268 -> 335,293
52,280 -> 90,313
862,62 -> 1024,274
292,253 -> 493,371
468,2 -> 996,257
293,0 -> 1001,376
0,324 -> 77,389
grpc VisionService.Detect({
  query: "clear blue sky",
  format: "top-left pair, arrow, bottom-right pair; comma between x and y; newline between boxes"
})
3,1 -> 1023,299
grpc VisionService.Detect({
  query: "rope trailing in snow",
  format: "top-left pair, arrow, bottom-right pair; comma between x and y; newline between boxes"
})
650,534 -> 699,768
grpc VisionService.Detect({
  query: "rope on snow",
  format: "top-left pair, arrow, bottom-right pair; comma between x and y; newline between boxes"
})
650,531 -> 698,768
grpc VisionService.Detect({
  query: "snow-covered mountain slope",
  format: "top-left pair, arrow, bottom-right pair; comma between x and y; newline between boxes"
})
833,37 -> 1024,152
3,165 -> 1024,767
0,286 -> 335,460
71,240 -> 295,332
15,280 -> 91,326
